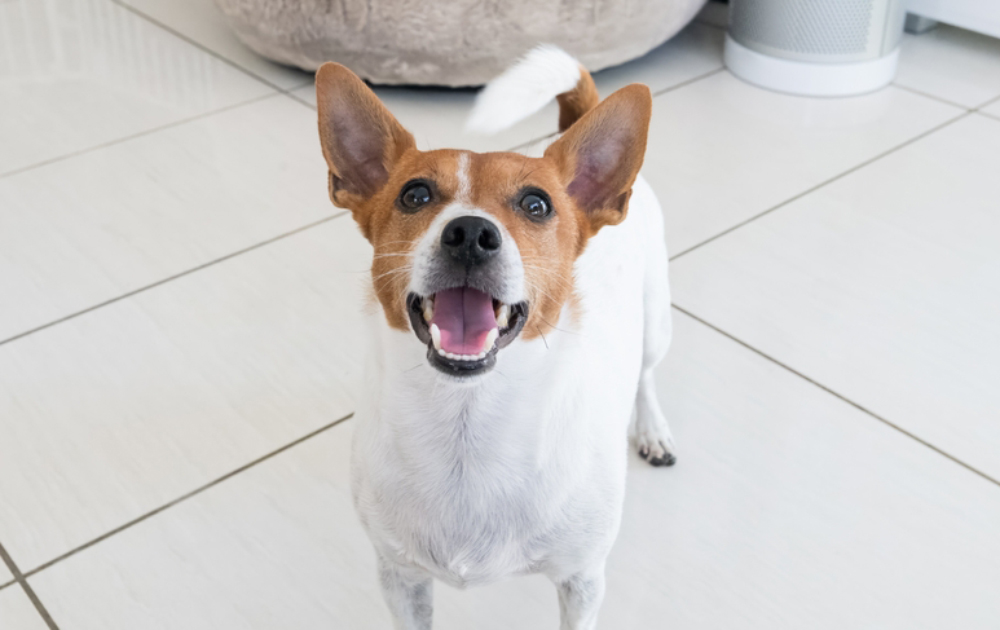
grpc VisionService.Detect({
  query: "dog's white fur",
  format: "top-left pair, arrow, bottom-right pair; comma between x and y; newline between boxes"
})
351,48 -> 674,630
465,45 -> 581,135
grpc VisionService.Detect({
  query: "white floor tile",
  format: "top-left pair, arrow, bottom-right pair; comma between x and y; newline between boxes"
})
291,22 -> 723,153
0,95 -> 335,342
27,314 -> 1000,629
0,586 -> 49,630
117,0 -> 312,90
981,97 -> 1000,119
645,72 -> 962,254
290,79 -> 557,153
672,113 -> 1000,482
0,563 -> 11,585
0,0 -> 273,176
896,25 -> 1000,108
0,217 -> 372,571
591,22 -> 724,97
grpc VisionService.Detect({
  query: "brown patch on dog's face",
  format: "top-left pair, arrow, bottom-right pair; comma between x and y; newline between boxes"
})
359,150 -> 465,330
316,62 -> 652,371
463,152 -> 586,339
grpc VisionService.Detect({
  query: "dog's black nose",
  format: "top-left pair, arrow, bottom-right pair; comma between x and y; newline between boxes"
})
441,216 -> 501,266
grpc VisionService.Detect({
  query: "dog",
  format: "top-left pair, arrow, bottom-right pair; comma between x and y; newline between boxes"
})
315,45 -> 675,630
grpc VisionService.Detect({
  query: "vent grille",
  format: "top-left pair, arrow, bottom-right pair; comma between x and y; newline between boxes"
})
731,0 -> 876,56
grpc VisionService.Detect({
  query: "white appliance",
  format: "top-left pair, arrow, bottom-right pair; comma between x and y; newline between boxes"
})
907,0 -> 1000,39
725,0 -> 907,97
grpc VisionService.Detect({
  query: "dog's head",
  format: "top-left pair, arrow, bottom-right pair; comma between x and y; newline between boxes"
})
316,63 -> 651,378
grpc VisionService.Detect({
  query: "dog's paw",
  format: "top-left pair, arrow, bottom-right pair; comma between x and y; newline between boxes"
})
635,420 -> 677,467
637,440 -> 677,467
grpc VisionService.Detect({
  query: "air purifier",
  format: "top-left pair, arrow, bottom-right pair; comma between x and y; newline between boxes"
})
725,0 -> 907,96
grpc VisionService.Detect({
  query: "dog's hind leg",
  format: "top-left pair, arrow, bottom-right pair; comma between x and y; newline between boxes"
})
632,188 -> 676,467
377,555 -> 433,630
555,566 -> 606,630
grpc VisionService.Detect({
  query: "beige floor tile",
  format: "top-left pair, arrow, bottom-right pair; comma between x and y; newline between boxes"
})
0,217 -> 372,571
981,97 -> 1000,118
0,0 -> 273,176
116,0 -> 312,90
0,585 -> 49,630
28,314 -> 1000,629
672,113 -> 1000,481
896,25 -> 1000,108
0,95 -> 334,342
644,71 -> 962,254
291,22 -> 724,153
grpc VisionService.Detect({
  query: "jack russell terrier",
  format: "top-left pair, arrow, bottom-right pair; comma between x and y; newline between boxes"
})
315,45 -> 675,630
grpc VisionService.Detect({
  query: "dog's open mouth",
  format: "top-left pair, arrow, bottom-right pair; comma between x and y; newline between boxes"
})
407,288 -> 528,377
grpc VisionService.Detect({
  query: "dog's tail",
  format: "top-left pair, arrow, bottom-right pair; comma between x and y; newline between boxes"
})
465,45 -> 599,136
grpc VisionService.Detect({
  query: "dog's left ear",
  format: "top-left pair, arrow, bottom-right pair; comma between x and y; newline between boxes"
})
544,83 -> 652,234
316,62 -> 415,213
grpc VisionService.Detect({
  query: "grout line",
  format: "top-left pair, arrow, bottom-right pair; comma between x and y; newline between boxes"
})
0,579 -> 13,592
107,0 -> 319,115
498,67 -> 727,154
892,83 -> 971,111
284,88 -> 317,110
651,67 -> 726,99
673,305 -> 1000,489
977,109 -> 1000,123
0,91 -> 281,182
23,412 -> 354,579
0,542 -> 61,629
0,0 -> 322,181
669,110 -> 972,261
260,60 -> 724,153
982,92 -> 1000,106
0,212 -> 348,350
107,0 -> 290,94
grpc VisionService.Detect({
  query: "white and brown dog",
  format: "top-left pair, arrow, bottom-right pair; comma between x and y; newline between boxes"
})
316,46 -> 675,630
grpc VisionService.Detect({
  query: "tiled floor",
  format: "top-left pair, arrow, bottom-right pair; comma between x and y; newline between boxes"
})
2,1 -> 999,628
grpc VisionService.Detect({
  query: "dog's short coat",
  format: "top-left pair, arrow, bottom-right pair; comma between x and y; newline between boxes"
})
315,46 -> 675,630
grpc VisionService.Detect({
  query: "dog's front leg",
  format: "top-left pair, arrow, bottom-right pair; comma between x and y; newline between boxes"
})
555,567 -> 606,630
377,555 -> 433,630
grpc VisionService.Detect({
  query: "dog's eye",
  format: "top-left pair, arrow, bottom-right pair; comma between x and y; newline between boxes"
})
518,190 -> 552,220
399,181 -> 433,212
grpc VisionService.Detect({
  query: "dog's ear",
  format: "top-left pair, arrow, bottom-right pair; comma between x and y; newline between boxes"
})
544,83 -> 652,234
316,62 -> 415,211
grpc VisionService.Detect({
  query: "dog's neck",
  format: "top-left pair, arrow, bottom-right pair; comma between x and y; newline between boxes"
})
363,311 -> 585,468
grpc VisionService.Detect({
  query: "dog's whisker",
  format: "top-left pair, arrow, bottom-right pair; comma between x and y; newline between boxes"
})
535,324 -> 549,349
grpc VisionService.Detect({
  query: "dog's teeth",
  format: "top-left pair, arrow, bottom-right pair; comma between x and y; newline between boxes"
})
496,303 -> 510,329
429,324 -> 441,350
483,327 -> 499,353
476,351 -> 486,359
423,298 -> 434,322
437,348 -> 447,357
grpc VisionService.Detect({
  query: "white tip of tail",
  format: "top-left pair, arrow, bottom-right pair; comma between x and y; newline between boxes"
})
466,45 -> 582,135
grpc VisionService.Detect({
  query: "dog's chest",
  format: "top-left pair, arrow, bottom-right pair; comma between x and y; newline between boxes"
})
357,396 -> 610,586
381,478 -> 560,586
355,342 -> 637,587
353,188 -> 655,585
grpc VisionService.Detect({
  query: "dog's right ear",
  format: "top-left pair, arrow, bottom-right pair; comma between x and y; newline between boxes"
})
316,63 -> 415,212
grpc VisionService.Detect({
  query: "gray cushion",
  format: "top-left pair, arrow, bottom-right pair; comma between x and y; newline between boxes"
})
214,0 -> 708,86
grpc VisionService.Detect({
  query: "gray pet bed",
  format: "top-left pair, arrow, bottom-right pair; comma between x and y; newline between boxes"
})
214,0 -> 708,86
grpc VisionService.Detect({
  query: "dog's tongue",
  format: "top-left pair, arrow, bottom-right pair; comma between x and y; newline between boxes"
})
431,287 -> 497,355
